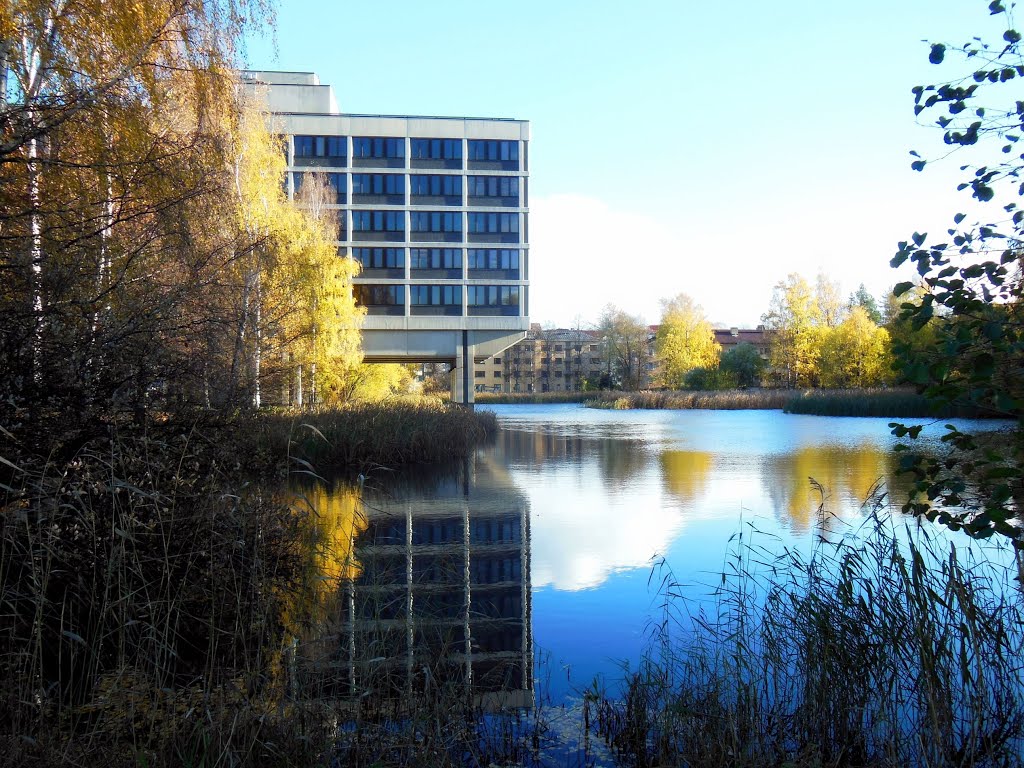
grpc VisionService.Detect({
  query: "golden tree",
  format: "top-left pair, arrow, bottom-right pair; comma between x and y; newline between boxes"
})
762,273 -> 825,388
818,306 -> 893,388
654,293 -> 720,389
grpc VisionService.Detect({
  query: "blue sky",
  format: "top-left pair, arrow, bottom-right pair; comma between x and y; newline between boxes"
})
245,1 -> 1011,328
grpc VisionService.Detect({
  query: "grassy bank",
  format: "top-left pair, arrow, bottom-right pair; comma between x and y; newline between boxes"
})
588,514 -> 1024,767
572,387 -> 994,417
587,389 -> 792,410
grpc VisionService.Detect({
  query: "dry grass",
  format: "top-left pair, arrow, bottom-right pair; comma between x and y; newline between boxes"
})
253,401 -> 498,470
783,387 -> 988,418
587,389 -> 792,410
587,508 -> 1024,767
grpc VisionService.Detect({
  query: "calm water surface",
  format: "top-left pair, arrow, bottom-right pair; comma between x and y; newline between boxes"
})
319,404 -> 1011,705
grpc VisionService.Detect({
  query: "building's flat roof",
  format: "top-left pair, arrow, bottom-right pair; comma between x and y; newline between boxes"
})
270,110 -> 525,123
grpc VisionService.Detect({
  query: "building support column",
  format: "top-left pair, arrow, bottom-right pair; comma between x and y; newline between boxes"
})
450,330 -> 475,408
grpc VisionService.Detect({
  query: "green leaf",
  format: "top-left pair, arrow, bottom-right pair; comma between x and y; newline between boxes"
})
1004,29 -> 1022,44
929,43 -> 946,64
893,281 -> 915,296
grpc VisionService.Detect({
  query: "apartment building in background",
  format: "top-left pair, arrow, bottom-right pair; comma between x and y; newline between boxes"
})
478,325 -> 770,393
244,71 -> 530,403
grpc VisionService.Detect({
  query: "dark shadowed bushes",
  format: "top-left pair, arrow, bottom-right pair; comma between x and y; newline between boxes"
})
0,425 -> 335,766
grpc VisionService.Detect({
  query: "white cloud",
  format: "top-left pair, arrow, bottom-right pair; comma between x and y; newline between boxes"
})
517,462 -> 687,592
527,182 -> 964,330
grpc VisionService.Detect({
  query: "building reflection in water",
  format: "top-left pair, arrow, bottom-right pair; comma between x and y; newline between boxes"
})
323,456 -> 533,710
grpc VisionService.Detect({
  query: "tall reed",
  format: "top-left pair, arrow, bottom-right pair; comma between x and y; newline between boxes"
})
587,389 -> 792,410
589,512 -> 1024,767
784,387 -> 988,418
253,401 -> 498,469
0,425 -> 337,766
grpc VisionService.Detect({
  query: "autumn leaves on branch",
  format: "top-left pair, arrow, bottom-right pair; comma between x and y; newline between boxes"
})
0,0 -> 363,427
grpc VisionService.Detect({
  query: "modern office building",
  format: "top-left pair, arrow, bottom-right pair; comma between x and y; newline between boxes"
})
243,71 -> 530,403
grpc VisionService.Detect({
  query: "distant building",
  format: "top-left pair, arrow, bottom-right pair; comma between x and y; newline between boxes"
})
713,327 -> 770,359
477,325 -> 606,393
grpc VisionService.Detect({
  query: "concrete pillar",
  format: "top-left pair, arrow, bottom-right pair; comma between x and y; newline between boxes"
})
450,330 -> 476,407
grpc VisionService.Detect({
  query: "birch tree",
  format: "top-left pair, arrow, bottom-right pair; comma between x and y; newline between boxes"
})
654,293 -> 720,389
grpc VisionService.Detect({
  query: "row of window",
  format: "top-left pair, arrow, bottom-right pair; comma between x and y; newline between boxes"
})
292,173 -> 519,197
411,211 -> 462,233
353,137 -> 405,159
350,248 -> 522,272
354,284 -> 521,307
352,173 -> 405,195
468,249 -> 520,270
468,213 -> 520,234
410,285 -> 461,306
412,138 -> 462,160
411,247 -> 462,269
468,140 -> 519,162
291,172 -> 345,203
349,211 -> 521,234
410,174 -> 462,196
467,176 -> 519,198
292,136 -> 521,165
366,516 -> 521,546
294,135 -> 345,158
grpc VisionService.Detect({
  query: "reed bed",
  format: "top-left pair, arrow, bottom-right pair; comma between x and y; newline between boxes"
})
0,420 -> 532,767
783,387 -> 987,418
588,513 -> 1024,768
0,425 -> 333,767
587,389 -> 793,410
254,401 -> 498,469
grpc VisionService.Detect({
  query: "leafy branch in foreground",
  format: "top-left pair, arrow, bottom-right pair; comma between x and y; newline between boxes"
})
891,1 -> 1024,545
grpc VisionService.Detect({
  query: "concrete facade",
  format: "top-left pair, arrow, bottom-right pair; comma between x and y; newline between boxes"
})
244,71 -> 531,403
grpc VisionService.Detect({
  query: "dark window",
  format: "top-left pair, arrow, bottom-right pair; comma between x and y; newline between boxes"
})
410,174 -> 462,196
410,248 -> 462,269
468,249 -> 520,271
352,137 -> 405,159
475,370 -> 486,378
411,138 -> 462,160
410,285 -> 462,306
352,247 -> 404,269
411,211 -> 462,233
294,135 -> 346,159
468,285 -> 520,307
354,284 -> 404,306
468,140 -> 519,162
468,213 -> 519,234
352,210 -> 405,232
467,176 -> 519,198
352,173 -> 405,195
292,171 -> 345,203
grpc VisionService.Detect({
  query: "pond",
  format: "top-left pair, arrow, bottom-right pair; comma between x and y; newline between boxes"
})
297,404 -> 1013,708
